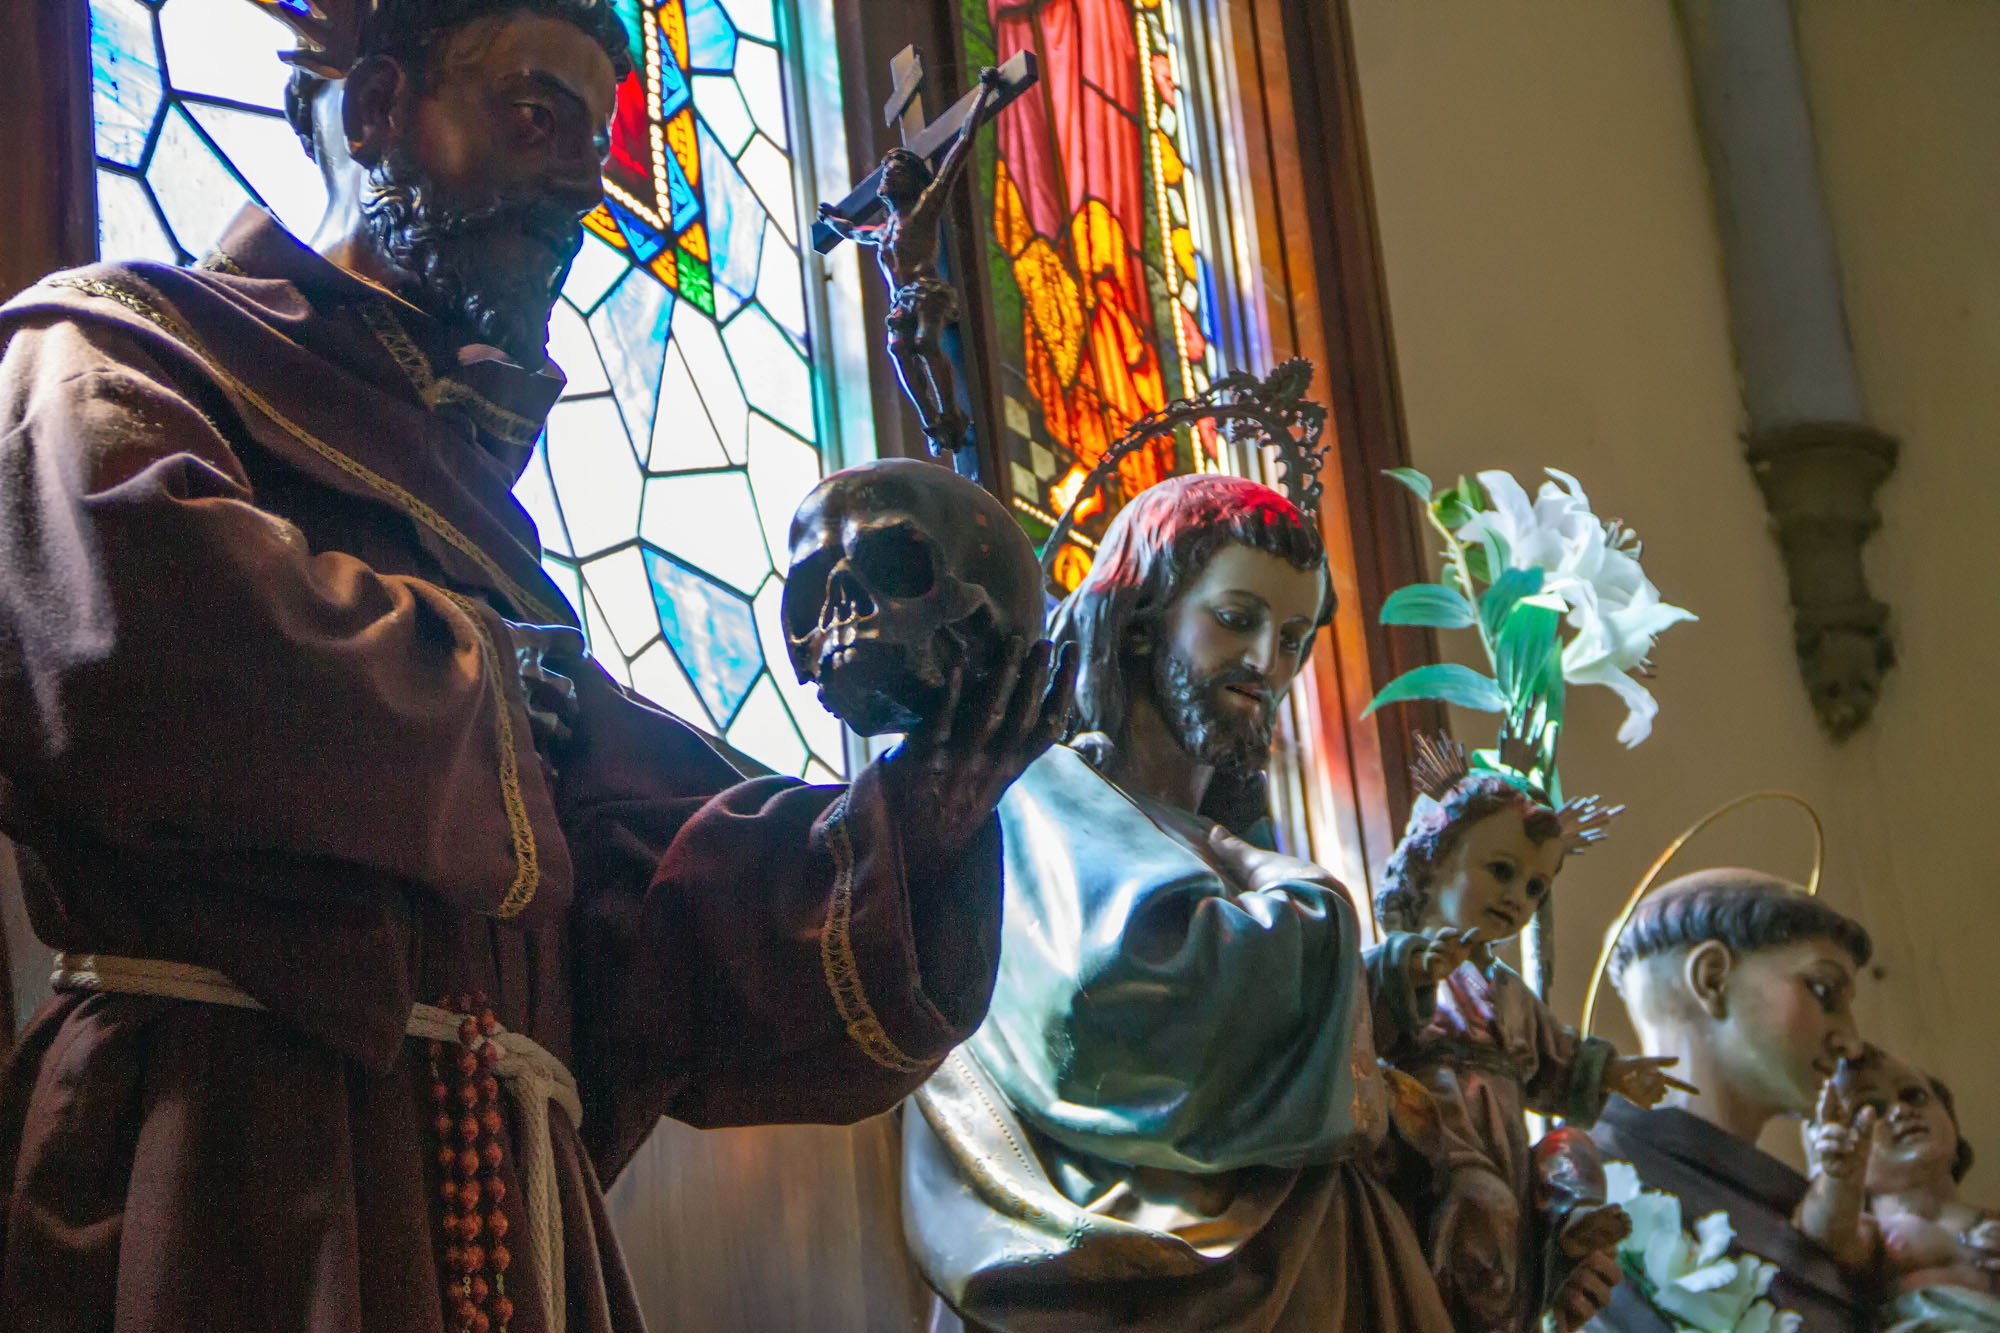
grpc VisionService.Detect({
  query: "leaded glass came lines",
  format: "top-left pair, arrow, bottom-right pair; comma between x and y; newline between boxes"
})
88,0 -> 842,779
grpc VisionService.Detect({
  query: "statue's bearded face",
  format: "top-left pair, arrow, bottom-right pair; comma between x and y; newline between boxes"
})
359,14 -> 619,366
1146,542 -> 1323,775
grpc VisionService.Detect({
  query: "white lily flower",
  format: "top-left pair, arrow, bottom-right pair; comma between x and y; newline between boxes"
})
1606,1159 -> 1801,1333
1455,469 -> 1694,746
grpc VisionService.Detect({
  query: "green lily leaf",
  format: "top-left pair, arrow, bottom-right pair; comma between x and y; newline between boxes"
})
1380,583 -> 1477,629
1495,597 -> 1562,716
1480,567 -> 1546,644
1363,664 -> 1507,717
1384,467 -> 1433,501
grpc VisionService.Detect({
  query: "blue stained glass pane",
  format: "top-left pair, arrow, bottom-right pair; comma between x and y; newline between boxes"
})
608,198 -> 666,261
692,74 -> 754,158
643,549 -> 763,725
590,270 -> 674,456
684,0 -> 739,73
717,0 -> 778,43
91,0 -> 161,169
664,140 -> 702,234
699,121 -> 764,322
657,44 -> 692,120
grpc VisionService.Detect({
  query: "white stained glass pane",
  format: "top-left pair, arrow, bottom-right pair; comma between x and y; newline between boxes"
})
516,438 -> 572,556
91,0 -> 162,170
755,228 -> 807,345
722,304 -> 814,441
184,101 -> 326,238
692,74 -> 755,158
736,134 -> 796,243
804,758 -> 843,785
581,545 -> 659,657
745,413 -> 819,570
726,673 -> 809,777
562,233 -> 629,312
147,105 -> 253,257
544,397 -> 642,558
648,341 -> 730,471
753,576 -> 844,768
547,301 -> 610,396
95,169 -> 178,264
581,584 -> 633,684
629,638 -> 712,727
732,40 -> 788,151
671,300 -> 750,462
639,471 -> 771,594
542,556 -> 585,624
718,0 -> 779,44
157,0 -> 296,111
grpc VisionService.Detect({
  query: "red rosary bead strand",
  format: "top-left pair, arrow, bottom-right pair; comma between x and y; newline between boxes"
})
429,994 -> 512,1333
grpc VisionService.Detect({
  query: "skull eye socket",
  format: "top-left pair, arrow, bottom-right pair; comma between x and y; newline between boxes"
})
852,524 -> 936,599
785,548 -> 837,638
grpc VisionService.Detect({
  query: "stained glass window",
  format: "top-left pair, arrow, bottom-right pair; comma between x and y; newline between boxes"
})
964,0 -> 1227,588
89,0 -> 845,780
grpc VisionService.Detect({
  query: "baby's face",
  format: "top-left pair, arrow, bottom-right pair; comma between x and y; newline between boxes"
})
1427,808 -> 1563,941
1864,1056 -> 1960,1192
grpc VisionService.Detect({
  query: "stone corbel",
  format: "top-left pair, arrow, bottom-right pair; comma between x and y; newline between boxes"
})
1745,421 -> 1898,739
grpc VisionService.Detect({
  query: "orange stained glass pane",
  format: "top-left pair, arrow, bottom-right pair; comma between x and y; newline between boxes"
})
1013,237 -> 1085,388
1069,198 -> 1132,290
584,204 -> 629,249
1050,543 -> 1093,593
1171,226 -> 1197,282
1153,129 -> 1184,187
649,251 -> 681,288
659,0 -> 690,73
993,161 -> 1035,259
679,220 -> 710,261
666,107 -> 699,189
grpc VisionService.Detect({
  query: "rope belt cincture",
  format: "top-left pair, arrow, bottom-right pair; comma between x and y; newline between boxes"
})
52,952 -> 585,1333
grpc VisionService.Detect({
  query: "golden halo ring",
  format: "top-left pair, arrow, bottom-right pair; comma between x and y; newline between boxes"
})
1579,790 -> 1824,1039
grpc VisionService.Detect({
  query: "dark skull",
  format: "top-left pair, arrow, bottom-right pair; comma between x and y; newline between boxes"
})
782,458 -> 1043,735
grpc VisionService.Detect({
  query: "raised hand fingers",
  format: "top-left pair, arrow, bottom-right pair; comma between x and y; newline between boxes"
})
912,659 -> 967,752
1660,1073 -> 1701,1095
1815,1077 -> 1842,1127
971,636 -> 1033,748
996,640 -> 1055,747
1029,642 -> 1079,747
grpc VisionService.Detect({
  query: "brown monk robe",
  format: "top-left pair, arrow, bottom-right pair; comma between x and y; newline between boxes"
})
0,206 -> 1009,1332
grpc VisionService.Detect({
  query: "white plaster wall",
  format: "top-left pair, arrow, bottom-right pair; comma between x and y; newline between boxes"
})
1346,0 -> 2000,1180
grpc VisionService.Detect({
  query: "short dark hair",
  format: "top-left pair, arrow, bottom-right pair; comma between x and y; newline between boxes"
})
285,0 -> 634,158
1051,474 -> 1331,835
1608,867 -> 1872,989
1930,1072 -> 1977,1184
1375,774 -> 1563,932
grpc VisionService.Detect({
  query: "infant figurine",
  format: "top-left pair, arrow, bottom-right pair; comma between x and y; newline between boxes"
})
1369,759 -> 1689,1333
1798,1048 -> 2000,1329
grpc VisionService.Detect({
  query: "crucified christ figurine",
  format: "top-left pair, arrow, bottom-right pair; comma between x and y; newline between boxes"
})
817,65 -> 1004,456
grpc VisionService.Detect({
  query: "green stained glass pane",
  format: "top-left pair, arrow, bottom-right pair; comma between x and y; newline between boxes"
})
676,248 -> 714,315
90,0 -> 161,170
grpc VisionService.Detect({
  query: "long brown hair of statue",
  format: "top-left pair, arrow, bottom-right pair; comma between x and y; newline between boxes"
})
1049,474 -> 1332,835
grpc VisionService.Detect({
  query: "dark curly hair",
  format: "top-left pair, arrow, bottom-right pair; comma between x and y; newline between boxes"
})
284,0 -> 635,158
1051,474 -> 1332,836
1606,867 -> 1872,990
1931,1072 -> 1977,1184
1374,773 -> 1563,933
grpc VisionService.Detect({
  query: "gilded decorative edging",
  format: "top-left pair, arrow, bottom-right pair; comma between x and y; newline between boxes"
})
818,796 -> 928,1073
356,300 -> 542,451
438,589 -> 541,919
44,273 -> 559,623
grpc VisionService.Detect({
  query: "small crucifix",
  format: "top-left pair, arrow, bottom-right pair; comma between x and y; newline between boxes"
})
814,48 -> 1038,458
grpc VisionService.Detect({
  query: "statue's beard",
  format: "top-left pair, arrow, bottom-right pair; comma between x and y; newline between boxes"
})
361,149 -> 583,367
1152,653 -> 1278,776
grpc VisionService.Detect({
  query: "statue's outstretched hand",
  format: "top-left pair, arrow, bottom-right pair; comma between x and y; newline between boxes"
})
1805,1078 -> 1877,1181
1605,1054 -> 1697,1108
1412,927 -> 1479,981
886,636 -> 1077,858
1551,1249 -> 1622,1332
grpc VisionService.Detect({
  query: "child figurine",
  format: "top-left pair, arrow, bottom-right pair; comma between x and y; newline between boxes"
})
1798,1048 -> 2000,1329
1369,740 -> 1692,1332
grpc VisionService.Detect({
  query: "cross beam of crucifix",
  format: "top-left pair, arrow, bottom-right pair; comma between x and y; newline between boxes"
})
809,49 -> 1039,255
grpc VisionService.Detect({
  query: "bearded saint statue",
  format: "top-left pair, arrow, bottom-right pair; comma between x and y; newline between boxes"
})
901,474 -> 1454,1332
